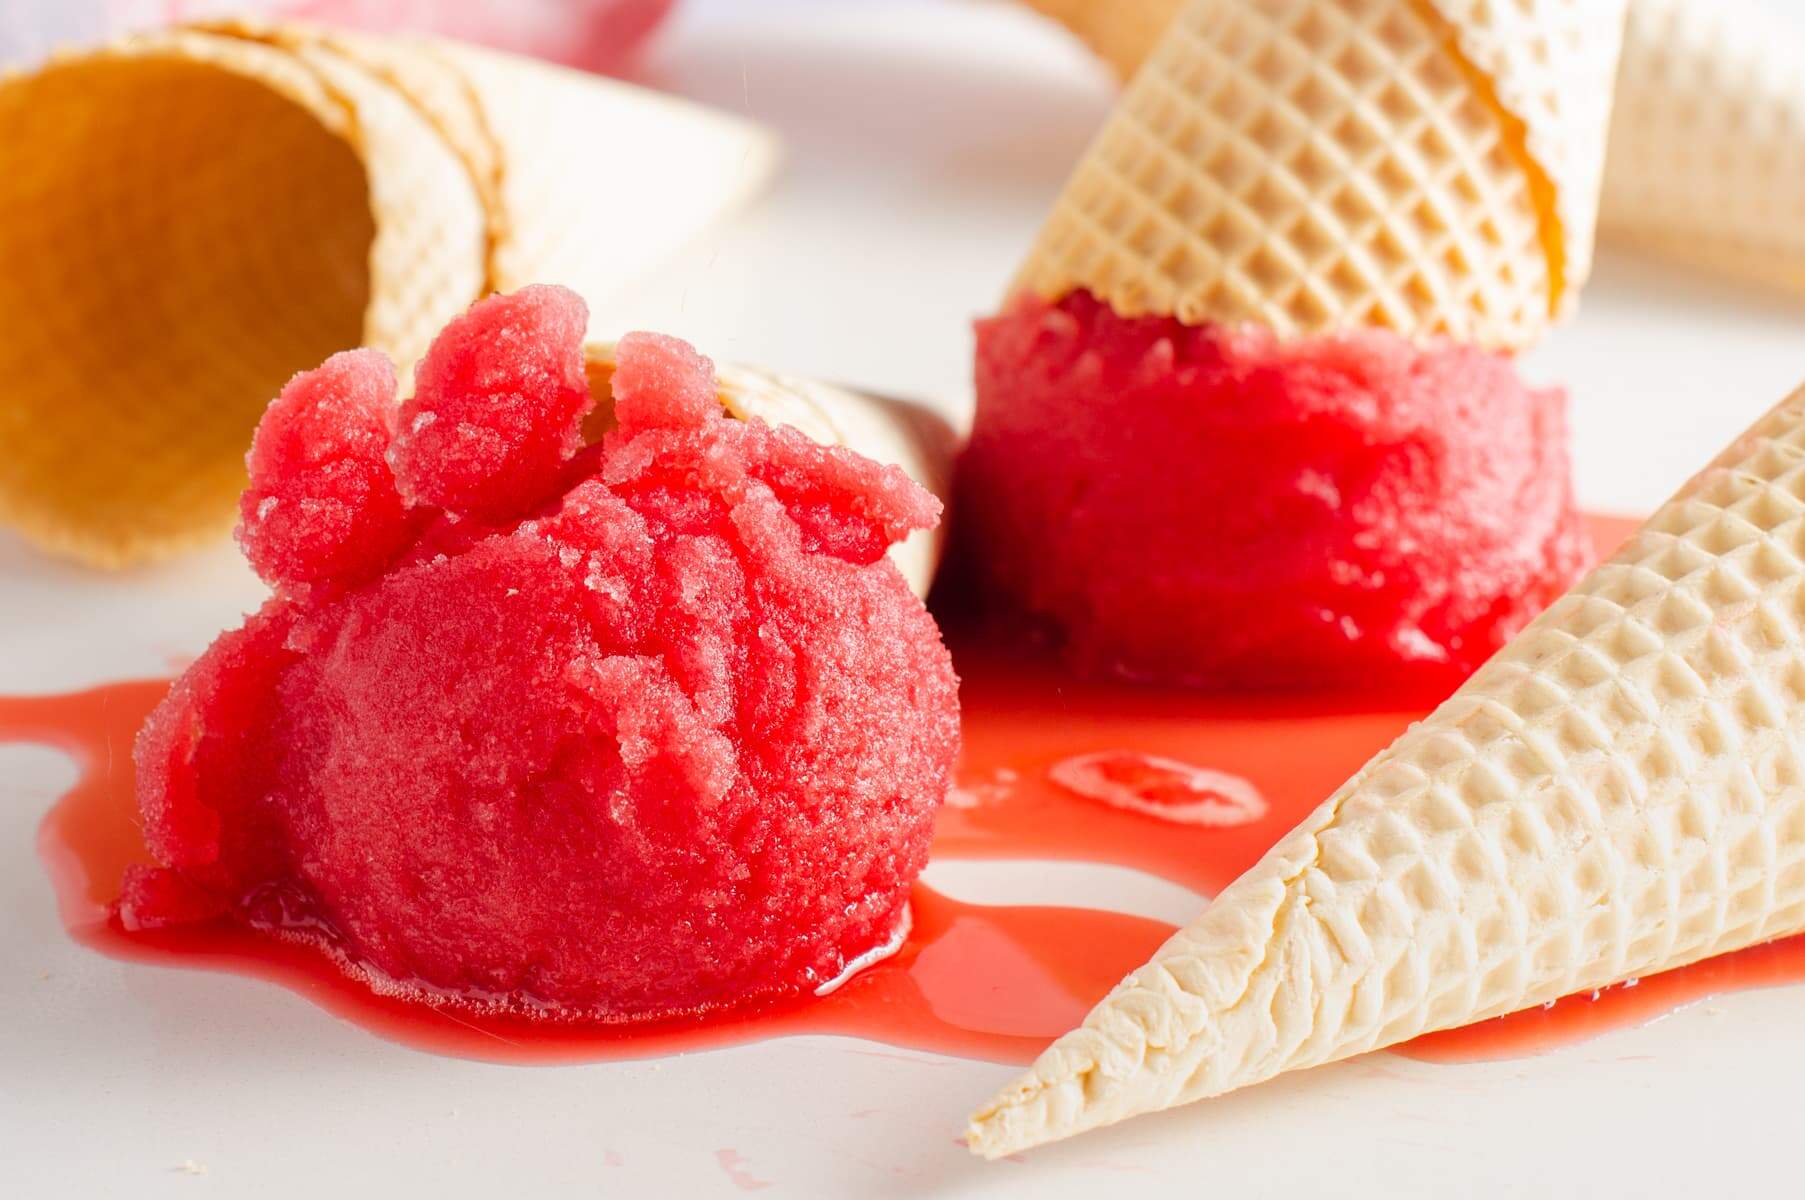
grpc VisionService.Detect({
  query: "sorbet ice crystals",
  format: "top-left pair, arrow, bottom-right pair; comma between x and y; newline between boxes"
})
956,292 -> 1590,692
126,286 -> 960,1022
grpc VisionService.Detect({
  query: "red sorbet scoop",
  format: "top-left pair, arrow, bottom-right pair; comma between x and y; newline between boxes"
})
955,291 -> 1590,694
125,286 -> 960,1022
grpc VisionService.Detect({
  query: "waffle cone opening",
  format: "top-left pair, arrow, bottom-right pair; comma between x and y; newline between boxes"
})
0,52 -> 375,566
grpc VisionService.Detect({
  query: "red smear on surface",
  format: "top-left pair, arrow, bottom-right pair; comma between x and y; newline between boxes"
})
714,1149 -> 773,1192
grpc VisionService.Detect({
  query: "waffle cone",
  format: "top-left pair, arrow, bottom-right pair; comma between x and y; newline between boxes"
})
971,376 -> 1805,1157
582,344 -> 952,599
1013,0 -> 1627,351
1600,0 -> 1805,294
0,23 -> 776,568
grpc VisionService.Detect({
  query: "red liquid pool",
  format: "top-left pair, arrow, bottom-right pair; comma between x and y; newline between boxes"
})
8,515 -> 1804,1069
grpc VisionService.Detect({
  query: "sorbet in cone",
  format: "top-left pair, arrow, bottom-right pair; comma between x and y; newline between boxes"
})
0,22 -> 777,567
971,377 -> 1805,1156
960,0 -> 1622,688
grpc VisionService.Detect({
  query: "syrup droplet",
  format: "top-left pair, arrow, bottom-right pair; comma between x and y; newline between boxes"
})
1048,750 -> 1267,827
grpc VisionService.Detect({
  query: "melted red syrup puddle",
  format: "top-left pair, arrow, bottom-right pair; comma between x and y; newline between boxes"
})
0,680 -> 1170,1065
9,515 -> 1804,1068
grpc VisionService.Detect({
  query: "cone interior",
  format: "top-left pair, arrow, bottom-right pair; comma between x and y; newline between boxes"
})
0,53 -> 375,565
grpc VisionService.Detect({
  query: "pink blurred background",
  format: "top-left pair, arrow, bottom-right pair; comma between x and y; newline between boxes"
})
0,0 -> 676,72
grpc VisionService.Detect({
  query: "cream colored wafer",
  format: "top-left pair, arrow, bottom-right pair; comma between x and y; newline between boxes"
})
1024,0 -> 1805,296
1600,0 -> 1805,294
0,23 -> 777,568
970,377 -> 1805,1157
582,343 -> 952,599
1013,0 -> 1627,351
279,24 -> 776,321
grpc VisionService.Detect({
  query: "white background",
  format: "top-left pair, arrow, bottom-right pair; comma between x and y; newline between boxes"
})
5,1 -> 1805,1196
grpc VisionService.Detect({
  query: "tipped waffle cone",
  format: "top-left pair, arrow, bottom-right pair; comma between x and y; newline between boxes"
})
1599,0 -> 1805,295
583,343 -> 953,599
970,377 -> 1805,1157
1025,0 -> 1805,297
0,22 -> 777,568
1013,0 -> 1627,351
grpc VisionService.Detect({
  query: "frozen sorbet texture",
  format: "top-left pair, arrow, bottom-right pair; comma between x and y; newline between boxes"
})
126,286 -> 960,1022
956,291 -> 1589,692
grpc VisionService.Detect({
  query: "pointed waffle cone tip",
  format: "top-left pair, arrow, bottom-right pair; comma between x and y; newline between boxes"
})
1013,0 -> 1627,351
1599,0 -> 1805,295
969,376 -> 1805,1157
0,21 -> 777,568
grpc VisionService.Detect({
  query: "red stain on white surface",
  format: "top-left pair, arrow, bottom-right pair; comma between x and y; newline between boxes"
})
714,1149 -> 771,1192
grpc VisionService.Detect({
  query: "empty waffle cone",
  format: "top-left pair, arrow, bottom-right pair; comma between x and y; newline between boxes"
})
0,22 -> 777,568
1600,0 -> 1805,295
970,377 -> 1805,1157
583,343 -> 953,599
1013,0 -> 1627,351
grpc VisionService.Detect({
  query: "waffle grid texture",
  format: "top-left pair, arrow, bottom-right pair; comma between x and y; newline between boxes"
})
1023,0 -> 1802,296
0,22 -> 775,566
1600,0 -> 1805,293
1014,0 -> 1626,350
970,381 -> 1805,1157
0,38 -> 378,563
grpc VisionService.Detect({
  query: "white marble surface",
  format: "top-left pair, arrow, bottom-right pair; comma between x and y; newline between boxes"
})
5,2 -> 1805,1197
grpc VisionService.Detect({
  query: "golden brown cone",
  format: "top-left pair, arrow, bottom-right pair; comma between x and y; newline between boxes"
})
0,23 -> 776,567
